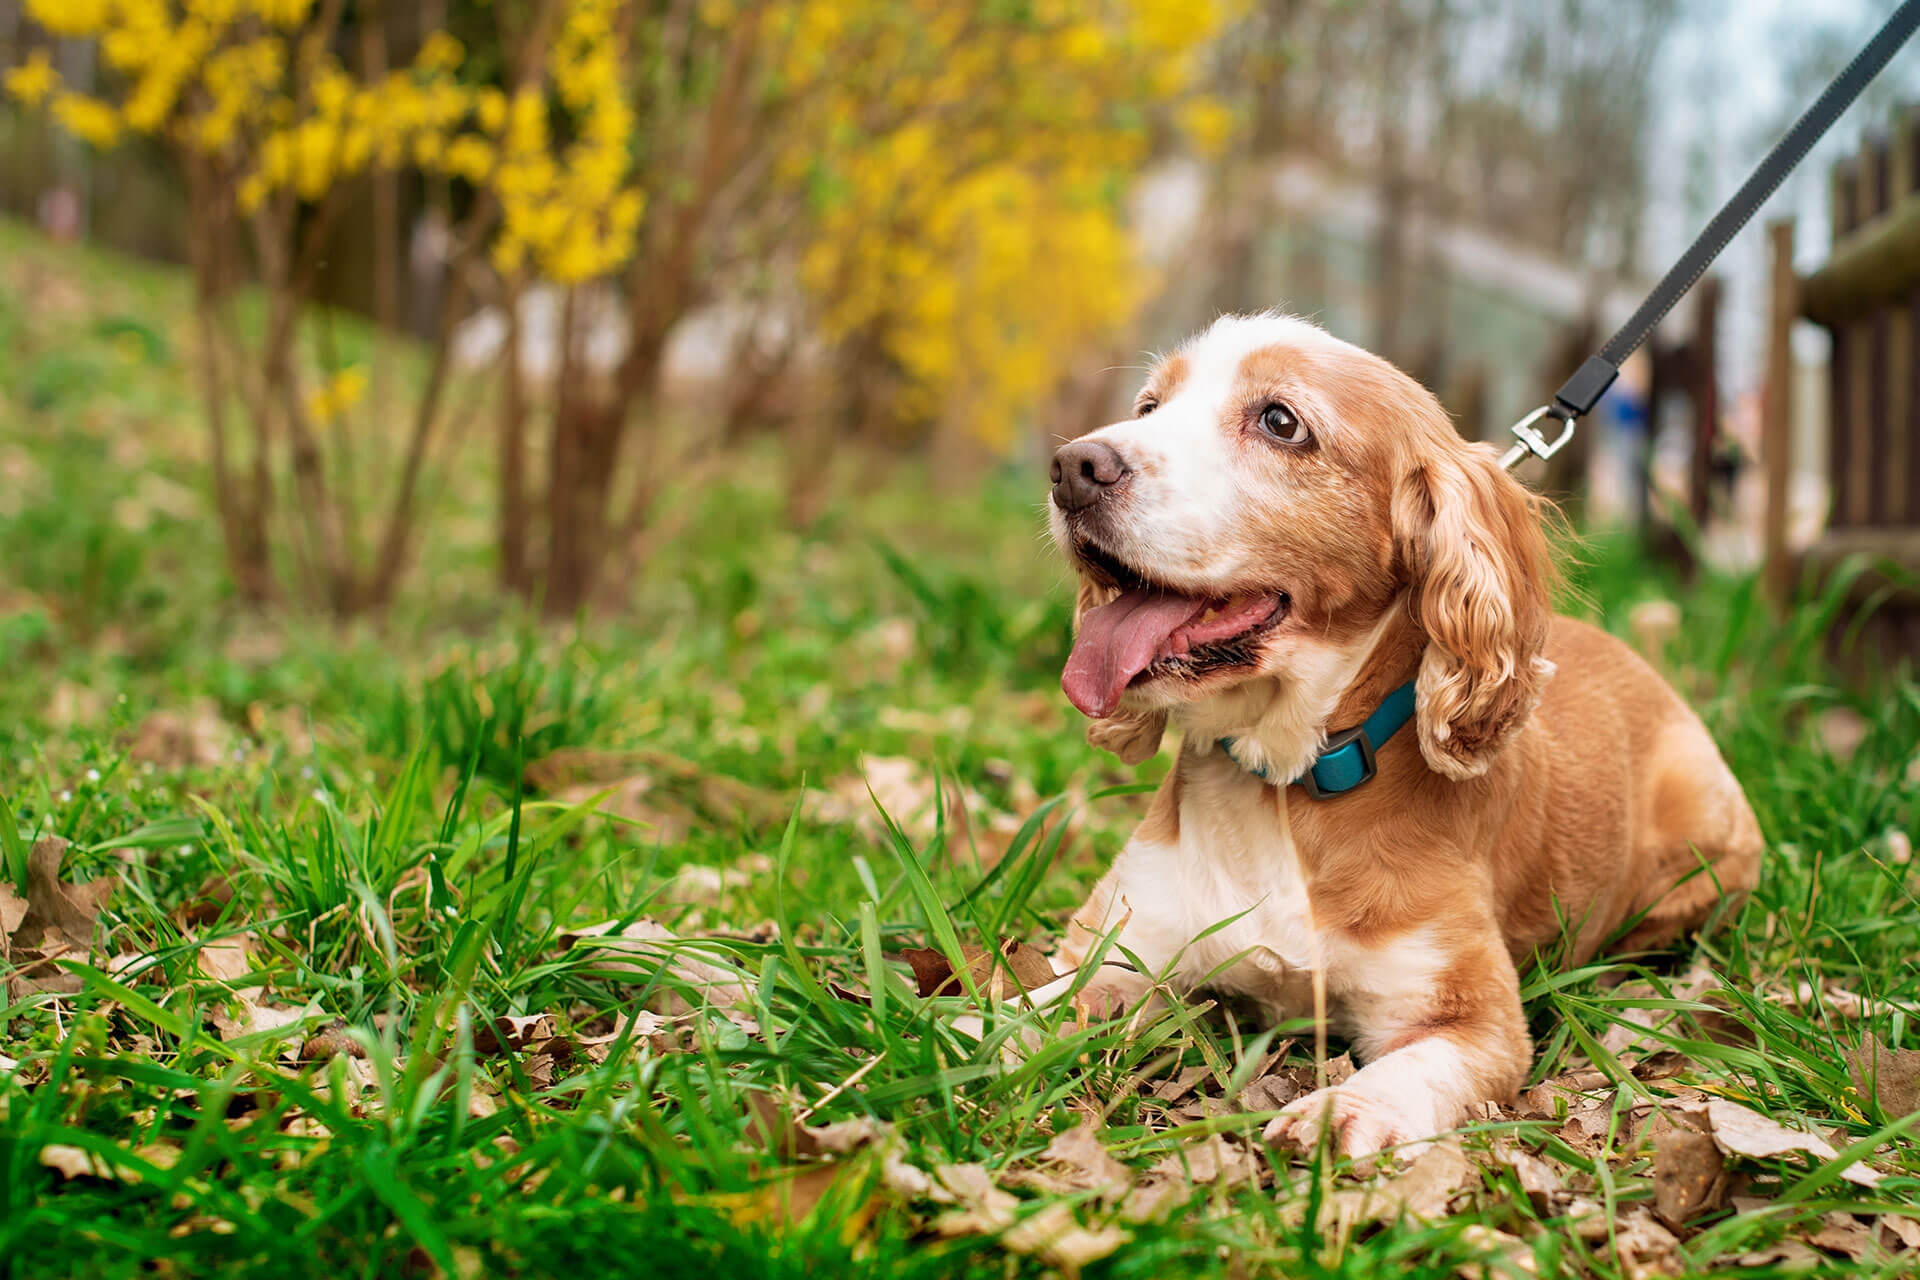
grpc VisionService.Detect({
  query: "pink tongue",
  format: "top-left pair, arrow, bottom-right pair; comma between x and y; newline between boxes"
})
1062,589 -> 1209,719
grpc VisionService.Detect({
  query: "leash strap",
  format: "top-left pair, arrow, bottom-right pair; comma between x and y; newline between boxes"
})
1501,0 -> 1920,470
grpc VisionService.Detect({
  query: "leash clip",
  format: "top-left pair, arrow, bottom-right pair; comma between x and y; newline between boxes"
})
1499,404 -> 1577,471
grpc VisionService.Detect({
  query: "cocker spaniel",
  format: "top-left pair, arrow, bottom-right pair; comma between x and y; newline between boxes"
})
1045,313 -> 1760,1158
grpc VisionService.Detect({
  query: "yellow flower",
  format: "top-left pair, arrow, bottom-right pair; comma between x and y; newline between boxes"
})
25,0 -> 109,37
51,92 -> 123,148
2,52 -> 59,108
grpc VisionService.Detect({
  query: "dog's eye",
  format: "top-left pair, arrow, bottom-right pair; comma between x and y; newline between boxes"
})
1257,402 -> 1309,445
1135,398 -> 1158,417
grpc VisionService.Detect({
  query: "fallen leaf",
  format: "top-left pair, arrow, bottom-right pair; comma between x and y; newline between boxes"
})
930,1162 -> 1022,1236
1009,1120 -> 1133,1200
129,702 -> 233,769
213,988 -> 317,1044
1000,1202 -> 1128,1276
473,1015 -> 558,1056
11,837 -> 115,952
1698,1097 -> 1881,1187
38,1143 -> 102,1180
559,918 -> 757,1029
1809,1212 -> 1879,1262
5,837 -> 115,998
1737,1241 -> 1825,1269
576,1010 -> 671,1062
1649,1108 -> 1726,1223
1611,1208 -> 1682,1276
1456,1223 -> 1538,1278
1882,1214 -> 1920,1251
1321,1142 -> 1472,1230
196,936 -> 252,983
176,876 -> 238,927
1488,1140 -> 1560,1212
1846,1035 -> 1920,1119
1148,1134 -> 1262,1190
900,937 -> 1057,1000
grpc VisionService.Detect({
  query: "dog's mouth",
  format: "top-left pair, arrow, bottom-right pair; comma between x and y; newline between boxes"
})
1063,541 -> 1290,719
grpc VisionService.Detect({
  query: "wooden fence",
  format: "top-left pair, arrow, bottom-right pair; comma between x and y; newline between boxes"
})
1765,110 -> 1920,664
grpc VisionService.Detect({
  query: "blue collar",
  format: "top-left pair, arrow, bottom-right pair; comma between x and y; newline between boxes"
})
1217,680 -> 1418,799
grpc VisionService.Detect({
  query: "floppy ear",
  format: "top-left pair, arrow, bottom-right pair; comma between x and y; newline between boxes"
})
1393,444 -> 1555,780
1073,578 -> 1166,764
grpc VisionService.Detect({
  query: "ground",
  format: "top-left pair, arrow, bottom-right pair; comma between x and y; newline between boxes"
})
1,219 -> 1917,1279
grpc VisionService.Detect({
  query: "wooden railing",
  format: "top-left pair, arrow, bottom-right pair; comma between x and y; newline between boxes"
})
1764,112 -> 1920,661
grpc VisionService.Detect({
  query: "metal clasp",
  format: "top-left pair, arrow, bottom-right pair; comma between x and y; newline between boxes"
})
1498,404 -> 1578,471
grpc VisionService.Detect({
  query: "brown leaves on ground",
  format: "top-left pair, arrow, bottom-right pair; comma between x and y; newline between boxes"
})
899,937 -> 1058,999
128,700 -> 234,769
3,836 -> 117,997
1848,1034 -> 1920,1119
557,917 -> 758,1031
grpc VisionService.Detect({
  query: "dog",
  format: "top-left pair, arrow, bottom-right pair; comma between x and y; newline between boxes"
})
1045,313 -> 1761,1158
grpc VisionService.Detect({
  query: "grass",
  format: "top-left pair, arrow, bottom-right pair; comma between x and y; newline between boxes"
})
2,218 -> 1919,1278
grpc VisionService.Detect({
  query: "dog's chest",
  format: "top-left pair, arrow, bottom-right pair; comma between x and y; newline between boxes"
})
1127,766 -> 1327,1016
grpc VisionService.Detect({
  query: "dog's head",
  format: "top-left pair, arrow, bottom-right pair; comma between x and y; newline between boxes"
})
1049,313 -> 1553,779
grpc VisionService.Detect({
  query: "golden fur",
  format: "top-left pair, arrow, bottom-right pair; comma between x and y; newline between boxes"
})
1044,314 -> 1761,1157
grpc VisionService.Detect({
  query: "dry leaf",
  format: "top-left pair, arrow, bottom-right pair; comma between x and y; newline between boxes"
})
1846,1035 -> 1920,1119
930,1162 -> 1022,1236
176,875 -> 238,927
559,918 -> 756,1029
196,936 -> 252,983
473,1015 -> 558,1056
1000,1202 -> 1128,1276
1012,1120 -> 1133,1200
1148,1134 -> 1262,1190
1737,1241 -> 1824,1269
576,1010 -> 671,1063
214,988 -> 317,1043
1809,1212 -> 1880,1261
1697,1097 -> 1881,1188
39,1143 -> 103,1180
1488,1140 -> 1560,1211
1320,1142 -> 1472,1230
5,837 -> 116,998
900,937 -> 1057,1000
1456,1224 -> 1538,1278
1649,1109 -> 1726,1223
1881,1214 -> 1920,1251
129,702 -> 233,769
1611,1208 -> 1682,1277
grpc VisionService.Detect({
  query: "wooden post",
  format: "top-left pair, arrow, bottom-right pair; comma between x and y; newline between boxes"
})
1763,219 -> 1797,603
1688,277 -> 1721,529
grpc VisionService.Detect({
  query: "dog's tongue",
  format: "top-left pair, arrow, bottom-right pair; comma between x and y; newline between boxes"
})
1062,588 -> 1210,719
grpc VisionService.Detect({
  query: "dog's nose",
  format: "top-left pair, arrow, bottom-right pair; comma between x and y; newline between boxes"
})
1050,440 -> 1130,512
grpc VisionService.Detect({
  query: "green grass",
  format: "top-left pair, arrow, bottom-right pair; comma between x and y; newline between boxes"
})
3,220 -> 1919,1278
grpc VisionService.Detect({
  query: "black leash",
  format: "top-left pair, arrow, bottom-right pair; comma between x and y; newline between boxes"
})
1501,0 -> 1920,471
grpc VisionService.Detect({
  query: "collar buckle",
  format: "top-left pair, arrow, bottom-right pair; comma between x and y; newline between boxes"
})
1298,724 -> 1378,799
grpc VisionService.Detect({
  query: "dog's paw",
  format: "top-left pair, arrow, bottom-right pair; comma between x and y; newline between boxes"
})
1261,1086 -> 1435,1160
1070,967 -> 1155,1022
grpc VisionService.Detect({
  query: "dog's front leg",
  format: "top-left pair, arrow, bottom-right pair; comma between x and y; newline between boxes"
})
1264,917 -> 1530,1159
1054,863 -> 1182,1020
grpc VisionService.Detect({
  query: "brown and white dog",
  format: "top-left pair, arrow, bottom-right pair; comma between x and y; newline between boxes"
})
1045,313 -> 1761,1158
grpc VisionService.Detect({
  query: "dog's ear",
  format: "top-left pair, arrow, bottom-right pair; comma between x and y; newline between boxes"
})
1073,578 -> 1167,764
1393,443 -> 1555,780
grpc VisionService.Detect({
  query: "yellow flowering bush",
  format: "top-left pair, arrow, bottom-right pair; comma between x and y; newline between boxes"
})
7,0 -> 1239,612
